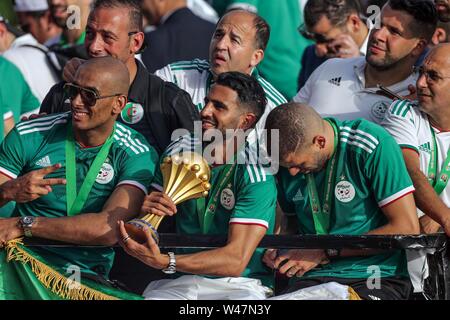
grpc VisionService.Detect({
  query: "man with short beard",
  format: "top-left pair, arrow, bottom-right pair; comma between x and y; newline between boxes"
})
435,0 -> 450,22
119,72 -> 278,300
264,102 -> 419,300
293,0 -> 438,124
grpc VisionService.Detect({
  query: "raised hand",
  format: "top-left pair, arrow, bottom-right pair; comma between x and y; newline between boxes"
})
2,164 -> 66,203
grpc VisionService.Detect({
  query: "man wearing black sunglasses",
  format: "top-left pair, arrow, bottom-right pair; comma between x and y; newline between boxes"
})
0,56 -> 159,299
40,0 -> 199,155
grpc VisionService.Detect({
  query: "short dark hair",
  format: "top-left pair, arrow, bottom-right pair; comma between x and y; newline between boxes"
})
388,0 -> 438,41
220,9 -> 271,51
93,0 -> 143,32
304,0 -> 362,28
215,72 -> 267,123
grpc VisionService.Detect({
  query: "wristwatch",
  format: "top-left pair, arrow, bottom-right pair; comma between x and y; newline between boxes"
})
162,252 -> 176,274
18,216 -> 36,237
325,248 -> 341,260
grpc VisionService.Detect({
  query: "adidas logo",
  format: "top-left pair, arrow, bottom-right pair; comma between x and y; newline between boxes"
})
328,77 -> 342,86
292,189 -> 304,202
419,142 -> 431,154
36,155 -> 51,167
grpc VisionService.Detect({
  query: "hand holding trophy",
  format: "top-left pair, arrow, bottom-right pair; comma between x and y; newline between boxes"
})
125,152 -> 211,243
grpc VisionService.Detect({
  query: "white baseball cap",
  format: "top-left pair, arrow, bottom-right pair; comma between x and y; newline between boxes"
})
14,0 -> 49,12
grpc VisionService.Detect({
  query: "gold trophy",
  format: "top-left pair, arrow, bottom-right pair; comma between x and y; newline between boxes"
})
125,152 -> 211,243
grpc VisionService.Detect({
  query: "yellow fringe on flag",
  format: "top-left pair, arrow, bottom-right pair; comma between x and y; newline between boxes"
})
5,238 -> 119,300
348,287 -> 362,300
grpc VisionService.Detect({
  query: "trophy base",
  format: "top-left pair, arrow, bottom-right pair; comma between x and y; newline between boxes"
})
125,219 -> 160,244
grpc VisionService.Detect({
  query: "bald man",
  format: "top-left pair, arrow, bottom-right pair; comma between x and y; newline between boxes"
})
264,103 -> 419,300
382,44 -> 450,236
0,56 -> 158,300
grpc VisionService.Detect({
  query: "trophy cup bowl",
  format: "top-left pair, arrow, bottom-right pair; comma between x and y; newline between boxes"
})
125,152 -> 211,243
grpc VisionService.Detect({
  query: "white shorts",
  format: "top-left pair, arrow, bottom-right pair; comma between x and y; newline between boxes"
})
142,275 -> 273,300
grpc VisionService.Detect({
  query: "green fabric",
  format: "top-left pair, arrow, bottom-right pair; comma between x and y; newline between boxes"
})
211,0 -> 313,99
277,118 -> 414,280
0,112 -> 158,278
0,246 -> 143,300
58,31 -> 86,48
0,56 -> 40,123
154,134 -> 277,288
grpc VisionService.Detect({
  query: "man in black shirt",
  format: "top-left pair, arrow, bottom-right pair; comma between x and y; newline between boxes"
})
40,0 -> 199,155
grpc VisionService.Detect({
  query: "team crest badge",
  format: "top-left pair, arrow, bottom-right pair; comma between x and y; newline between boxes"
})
335,180 -> 356,203
371,101 -> 389,121
220,188 -> 235,210
121,102 -> 144,124
96,162 -> 115,184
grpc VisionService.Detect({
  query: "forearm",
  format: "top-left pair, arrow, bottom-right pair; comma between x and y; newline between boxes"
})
176,245 -> 250,277
408,168 -> 450,226
31,212 -> 123,246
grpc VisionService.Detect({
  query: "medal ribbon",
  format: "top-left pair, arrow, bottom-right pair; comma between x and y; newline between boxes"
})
427,125 -> 450,196
196,159 -> 237,234
306,120 -> 339,235
65,122 -> 115,216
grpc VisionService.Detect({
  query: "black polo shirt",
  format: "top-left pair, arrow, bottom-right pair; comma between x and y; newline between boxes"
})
40,59 -> 199,154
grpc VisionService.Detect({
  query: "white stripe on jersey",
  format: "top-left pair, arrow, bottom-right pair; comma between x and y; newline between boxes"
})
116,124 -> 150,152
340,138 -> 374,154
378,186 -> 415,207
115,128 -> 145,153
0,167 -> 18,179
16,112 -> 69,130
113,134 -> 141,155
18,119 -> 68,135
340,131 -> 377,150
229,218 -> 269,229
340,127 -> 379,146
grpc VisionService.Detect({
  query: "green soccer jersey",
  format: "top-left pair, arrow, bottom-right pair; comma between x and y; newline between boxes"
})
277,118 -> 415,280
0,112 -> 158,277
152,134 -> 277,287
0,56 -> 40,124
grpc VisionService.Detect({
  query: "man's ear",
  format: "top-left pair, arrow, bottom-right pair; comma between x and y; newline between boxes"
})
113,95 -> 127,114
411,39 -> 428,58
432,27 -> 447,46
250,49 -> 264,69
347,13 -> 362,34
312,135 -> 327,150
130,31 -> 145,55
239,113 -> 257,131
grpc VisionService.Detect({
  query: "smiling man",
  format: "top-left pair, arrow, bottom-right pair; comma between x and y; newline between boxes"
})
264,102 -> 419,300
382,44 -> 450,236
0,56 -> 158,299
41,0 -> 199,154
119,72 -> 277,300
293,0 -> 437,124
435,0 -> 450,22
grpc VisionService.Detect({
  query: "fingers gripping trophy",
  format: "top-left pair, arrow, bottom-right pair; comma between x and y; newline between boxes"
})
125,152 -> 211,243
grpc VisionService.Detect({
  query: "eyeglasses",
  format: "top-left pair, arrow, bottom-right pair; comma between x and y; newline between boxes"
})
64,83 -> 122,106
297,23 -> 334,44
413,66 -> 450,84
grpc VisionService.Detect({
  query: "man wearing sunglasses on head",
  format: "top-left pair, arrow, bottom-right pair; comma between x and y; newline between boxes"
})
0,56 -> 159,299
40,0 -> 199,155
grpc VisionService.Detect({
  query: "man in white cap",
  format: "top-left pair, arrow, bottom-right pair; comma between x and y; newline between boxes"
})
2,0 -> 61,103
14,0 -> 62,46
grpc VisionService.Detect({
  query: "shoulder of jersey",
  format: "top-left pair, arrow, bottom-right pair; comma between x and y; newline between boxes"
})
238,144 -> 273,185
113,122 -> 152,155
168,59 -> 210,73
388,99 -> 419,118
164,133 -> 202,157
256,75 -> 287,106
15,112 -> 70,136
338,119 -> 383,155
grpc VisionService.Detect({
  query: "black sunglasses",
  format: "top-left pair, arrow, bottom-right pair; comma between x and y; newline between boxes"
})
64,83 -> 122,106
297,23 -> 334,44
